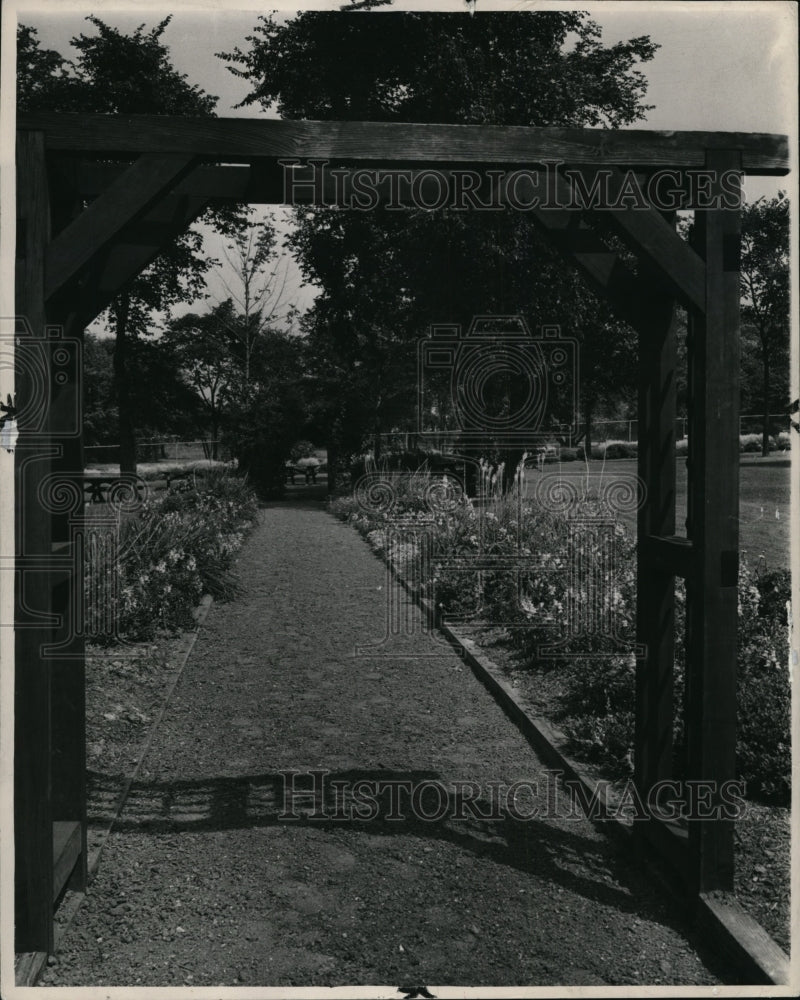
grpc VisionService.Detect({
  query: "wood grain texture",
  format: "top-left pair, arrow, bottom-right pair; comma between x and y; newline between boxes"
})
697,893 -> 790,985
684,152 -> 742,895
14,129 -> 55,955
72,194 -> 210,328
19,114 -> 790,174
45,154 -> 195,300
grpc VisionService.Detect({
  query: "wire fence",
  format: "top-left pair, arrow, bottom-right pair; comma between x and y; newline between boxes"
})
85,439 -> 231,465
592,414 -> 790,443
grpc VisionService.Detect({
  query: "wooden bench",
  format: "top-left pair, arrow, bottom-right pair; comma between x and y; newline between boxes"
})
285,465 -> 319,484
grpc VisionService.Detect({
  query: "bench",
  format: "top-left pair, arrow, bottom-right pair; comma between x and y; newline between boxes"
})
534,444 -> 560,470
285,465 -> 319,484
83,477 -> 147,504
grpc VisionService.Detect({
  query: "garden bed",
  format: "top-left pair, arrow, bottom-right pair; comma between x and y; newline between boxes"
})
329,460 -> 791,953
454,624 -> 791,952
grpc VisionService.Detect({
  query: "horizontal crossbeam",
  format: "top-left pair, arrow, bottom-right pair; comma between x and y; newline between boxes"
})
19,114 -> 790,174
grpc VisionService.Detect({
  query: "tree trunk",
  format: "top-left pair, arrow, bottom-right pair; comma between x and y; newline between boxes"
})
112,292 -> 137,475
501,446 -> 525,492
210,406 -> 219,461
761,351 -> 771,457
326,440 -> 339,495
583,396 -> 593,462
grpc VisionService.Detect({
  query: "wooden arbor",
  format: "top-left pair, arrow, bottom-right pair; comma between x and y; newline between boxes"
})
12,114 -> 789,955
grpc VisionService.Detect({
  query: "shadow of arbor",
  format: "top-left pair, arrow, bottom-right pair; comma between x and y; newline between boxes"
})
86,764 -> 729,981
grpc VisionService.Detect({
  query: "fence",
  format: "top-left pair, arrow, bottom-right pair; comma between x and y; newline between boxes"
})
85,439 -> 230,465
592,414 -> 789,443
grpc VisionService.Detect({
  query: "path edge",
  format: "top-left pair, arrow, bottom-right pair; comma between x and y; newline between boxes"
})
345,517 -> 791,988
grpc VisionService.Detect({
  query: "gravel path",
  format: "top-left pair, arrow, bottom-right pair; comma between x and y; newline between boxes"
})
43,498 -> 727,988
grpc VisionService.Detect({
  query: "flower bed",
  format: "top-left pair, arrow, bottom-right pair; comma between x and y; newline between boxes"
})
330,460 -> 791,947
85,469 -> 259,643
330,462 -> 791,803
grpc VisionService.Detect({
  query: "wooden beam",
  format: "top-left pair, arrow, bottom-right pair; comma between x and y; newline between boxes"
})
684,151 -> 742,894
569,168 -> 707,313
519,173 -> 649,329
635,287 -> 679,800
14,130 -> 55,955
639,535 -> 695,579
59,160 -> 775,213
70,193 -> 210,329
18,114 -> 790,174
45,153 -> 196,301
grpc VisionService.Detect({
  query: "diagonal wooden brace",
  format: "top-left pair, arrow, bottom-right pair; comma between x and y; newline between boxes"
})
569,166 -> 707,312
45,153 -> 197,302
66,192 -> 210,330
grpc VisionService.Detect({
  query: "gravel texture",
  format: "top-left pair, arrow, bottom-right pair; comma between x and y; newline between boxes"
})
42,497 -> 729,988
463,625 -> 791,954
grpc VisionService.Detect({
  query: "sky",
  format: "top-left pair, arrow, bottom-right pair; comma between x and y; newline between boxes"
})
5,0 -> 797,329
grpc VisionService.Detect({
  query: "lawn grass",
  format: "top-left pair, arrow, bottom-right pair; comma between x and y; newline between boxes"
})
85,458 -> 233,481
523,455 -> 790,571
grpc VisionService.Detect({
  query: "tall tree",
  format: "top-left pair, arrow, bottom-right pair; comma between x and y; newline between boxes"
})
163,301 -> 240,455
739,194 -> 790,456
18,18 -> 245,472
214,213 -> 293,390
220,9 -> 658,489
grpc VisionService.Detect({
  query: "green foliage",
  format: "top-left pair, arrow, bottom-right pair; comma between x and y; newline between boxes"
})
739,195 -> 790,455
332,464 -> 791,802
82,332 -> 204,443
222,327 -> 309,498
83,334 -> 118,446
18,18 -> 248,472
221,11 -> 657,126
89,471 -> 258,642
219,11 -> 657,481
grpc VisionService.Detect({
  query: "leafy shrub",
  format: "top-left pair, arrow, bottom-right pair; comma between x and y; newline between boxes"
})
332,460 -> 791,802
602,440 -> 637,459
736,568 -> 791,801
87,471 -> 258,643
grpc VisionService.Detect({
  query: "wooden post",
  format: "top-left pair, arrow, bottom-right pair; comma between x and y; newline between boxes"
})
635,285 -> 678,796
685,151 -> 742,893
49,314 -> 87,898
14,130 -> 55,953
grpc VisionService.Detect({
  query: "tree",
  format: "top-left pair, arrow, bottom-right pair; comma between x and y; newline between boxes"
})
573,300 -> 638,459
214,214 -> 294,390
18,18 -> 245,473
82,331 -> 203,449
223,325 -> 308,498
740,194 -> 790,456
165,301 -> 240,455
82,334 -> 118,447
219,9 -> 658,489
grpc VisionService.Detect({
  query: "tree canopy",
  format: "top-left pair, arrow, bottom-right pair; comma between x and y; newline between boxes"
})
739,194 -> 790,454
219,9 -> 657,481
18,18 -> 244,472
